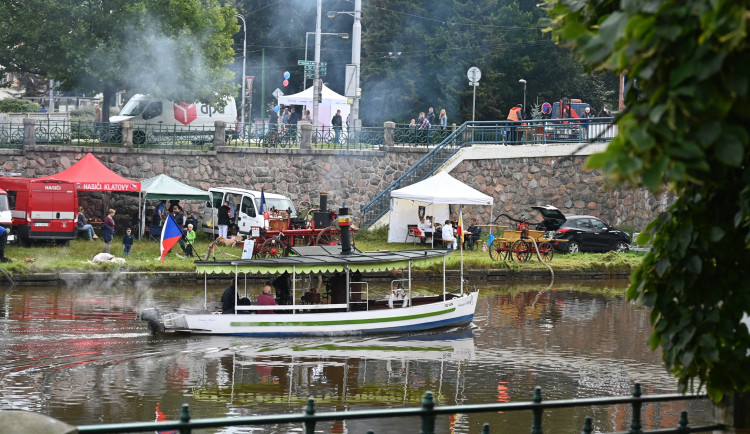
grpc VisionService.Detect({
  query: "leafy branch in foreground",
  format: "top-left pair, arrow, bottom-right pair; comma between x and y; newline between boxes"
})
543,0 -> 750,401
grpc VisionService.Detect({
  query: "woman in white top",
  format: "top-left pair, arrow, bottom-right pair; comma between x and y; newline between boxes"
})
441,219 -> 457,249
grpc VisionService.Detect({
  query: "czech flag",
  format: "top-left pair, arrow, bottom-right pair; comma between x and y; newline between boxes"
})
160,214 -> 182,263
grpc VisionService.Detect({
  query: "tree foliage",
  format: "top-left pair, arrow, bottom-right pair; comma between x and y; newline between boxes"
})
0,98 -> 41,114
0,0 -> 238,119
544,0 -> 750,401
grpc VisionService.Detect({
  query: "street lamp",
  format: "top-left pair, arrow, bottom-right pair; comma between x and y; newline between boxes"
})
304,32 -> 349,90
234,14 -> 247,129
519,79 -> 527,116
327,0 -> 361,129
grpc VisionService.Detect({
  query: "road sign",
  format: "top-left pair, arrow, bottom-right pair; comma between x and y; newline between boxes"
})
467,66 -> 481,86
272,88 -> 284,99
298,60 -> 315,66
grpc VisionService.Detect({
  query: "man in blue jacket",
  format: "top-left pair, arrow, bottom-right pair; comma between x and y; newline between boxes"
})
0,225 -> 10,263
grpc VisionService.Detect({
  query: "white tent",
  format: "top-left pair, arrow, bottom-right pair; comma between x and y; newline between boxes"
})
387,171 -> 494,243
277,84 -> 350,127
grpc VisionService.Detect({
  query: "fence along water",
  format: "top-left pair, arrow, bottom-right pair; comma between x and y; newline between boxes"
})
73,383 -> 722,433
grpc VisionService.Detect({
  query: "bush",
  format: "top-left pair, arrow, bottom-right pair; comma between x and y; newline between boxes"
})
0,98 -> 41,113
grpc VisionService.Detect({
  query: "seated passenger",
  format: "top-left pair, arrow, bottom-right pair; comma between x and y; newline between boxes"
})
465,218 -> 482,251
257,281 -> 277,314
442,220 -> 457,249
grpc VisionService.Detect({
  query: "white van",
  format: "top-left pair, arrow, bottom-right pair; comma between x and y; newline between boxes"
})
203,187 -> 297,237
110,94 -> 237,143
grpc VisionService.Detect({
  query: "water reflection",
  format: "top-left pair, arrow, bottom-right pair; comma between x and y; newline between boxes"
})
0,281 -> 710,433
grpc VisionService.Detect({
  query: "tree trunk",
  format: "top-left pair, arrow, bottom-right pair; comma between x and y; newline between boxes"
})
101,83 -> 116,123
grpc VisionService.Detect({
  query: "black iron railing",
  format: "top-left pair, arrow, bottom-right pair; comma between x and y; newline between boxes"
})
76,383 -> 718,434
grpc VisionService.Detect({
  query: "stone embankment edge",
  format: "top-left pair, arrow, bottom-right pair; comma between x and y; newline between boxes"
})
6,269 -> 633,286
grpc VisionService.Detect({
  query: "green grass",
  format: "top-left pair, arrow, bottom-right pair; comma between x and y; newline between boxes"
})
0,227 -> 643,276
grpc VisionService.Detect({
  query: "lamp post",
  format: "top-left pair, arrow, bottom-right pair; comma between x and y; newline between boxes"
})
235,14 -> 247,129
328,0 -> 361,129
312,0 -> 322,128
519,79 -> 527,116
304,32 -> 349,90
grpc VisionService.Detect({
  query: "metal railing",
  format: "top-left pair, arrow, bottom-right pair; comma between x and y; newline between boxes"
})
76,383 -> 720,433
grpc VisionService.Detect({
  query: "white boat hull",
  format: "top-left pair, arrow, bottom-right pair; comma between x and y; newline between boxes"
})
161,292 -> 478,336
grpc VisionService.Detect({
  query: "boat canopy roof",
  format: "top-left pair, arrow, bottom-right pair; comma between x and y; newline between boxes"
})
195,247 -> 453,275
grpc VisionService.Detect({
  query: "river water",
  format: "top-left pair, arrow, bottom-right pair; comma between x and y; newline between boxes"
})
0,279 -> 711,433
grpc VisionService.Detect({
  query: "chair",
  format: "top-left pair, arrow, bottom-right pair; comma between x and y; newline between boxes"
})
405,224 -> 420,243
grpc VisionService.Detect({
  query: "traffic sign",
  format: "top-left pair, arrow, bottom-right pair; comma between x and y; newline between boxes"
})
298,60 -> 315,66
272,88 -> 284,98
467,66 -> 481,86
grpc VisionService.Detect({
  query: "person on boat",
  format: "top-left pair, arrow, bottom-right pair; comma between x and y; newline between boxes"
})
221,282 -> 237,314
442,219 -> 457,249
257,281 -> 277,314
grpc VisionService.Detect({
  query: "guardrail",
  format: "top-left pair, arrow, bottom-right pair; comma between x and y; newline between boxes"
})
1,117 -> 616,150
76,383 -> 719,433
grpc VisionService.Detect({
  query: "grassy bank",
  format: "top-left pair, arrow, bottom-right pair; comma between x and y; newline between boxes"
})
0,227 -> 643,277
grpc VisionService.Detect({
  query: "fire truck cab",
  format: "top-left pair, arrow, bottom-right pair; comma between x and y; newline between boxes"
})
0,178 -> 79,246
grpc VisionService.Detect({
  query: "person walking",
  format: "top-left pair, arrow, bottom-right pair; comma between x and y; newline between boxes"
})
332,109 -> 343,144
506,104 -> 522,143
101,209 -> 116,254
93,103 -> 103,138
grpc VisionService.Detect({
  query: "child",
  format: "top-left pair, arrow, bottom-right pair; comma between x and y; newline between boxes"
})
185,224 -> 196,257
123,228 -> 133,257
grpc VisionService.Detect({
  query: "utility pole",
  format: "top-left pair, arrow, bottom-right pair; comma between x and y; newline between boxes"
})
350,0 -> 361,129
312,0 -> 322,128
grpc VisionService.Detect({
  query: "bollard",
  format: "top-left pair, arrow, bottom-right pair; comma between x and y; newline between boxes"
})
22,118 -> 36,147
213,120 -> 226,148
384,121 -> 395,147
580,416 -> 593,434
121,120 -> 133,147
530,386 -> 543,434
304,397 -> 316,434
420,391 -> 436,434
628,382 -> 642,434
299,121 -> 312,149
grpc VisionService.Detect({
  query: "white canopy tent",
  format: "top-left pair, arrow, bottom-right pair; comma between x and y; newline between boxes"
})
387,171 -> 494,243
277,84 -> 350,127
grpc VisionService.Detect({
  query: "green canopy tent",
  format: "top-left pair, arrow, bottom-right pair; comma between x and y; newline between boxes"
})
138,174 -> 210,239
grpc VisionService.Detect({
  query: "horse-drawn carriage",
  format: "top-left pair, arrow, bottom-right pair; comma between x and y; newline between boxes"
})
487,213 -> 554,263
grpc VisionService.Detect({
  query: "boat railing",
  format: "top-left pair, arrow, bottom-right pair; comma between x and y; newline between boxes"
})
234,304 -> 348,313
349,281 -> 369,311
389,279 -> 412,308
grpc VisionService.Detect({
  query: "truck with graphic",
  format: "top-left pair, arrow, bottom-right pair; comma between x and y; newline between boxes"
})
108,94 -> 237,144
0,178 -> 79,246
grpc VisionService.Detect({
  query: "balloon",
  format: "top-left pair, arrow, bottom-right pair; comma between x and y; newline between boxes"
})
284,71 -> 290,80
283,79 -> 289,87
273,105 -> 280,113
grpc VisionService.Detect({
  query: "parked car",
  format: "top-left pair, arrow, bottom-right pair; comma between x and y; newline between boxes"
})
531,205 -> 630,253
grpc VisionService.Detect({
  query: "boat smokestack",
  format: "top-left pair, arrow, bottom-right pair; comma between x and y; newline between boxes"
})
319,192 -> 328,212
338,203 -> 352,254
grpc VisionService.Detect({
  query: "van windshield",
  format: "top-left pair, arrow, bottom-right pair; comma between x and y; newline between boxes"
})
0,195 -> 8,212
256,198 -> 296,216
120,99 -> 150,116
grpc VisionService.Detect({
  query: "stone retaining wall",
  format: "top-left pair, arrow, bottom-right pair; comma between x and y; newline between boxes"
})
0,146 -> 674,233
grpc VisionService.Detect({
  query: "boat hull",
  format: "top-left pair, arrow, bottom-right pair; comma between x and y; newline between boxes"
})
160,292 -> 478,336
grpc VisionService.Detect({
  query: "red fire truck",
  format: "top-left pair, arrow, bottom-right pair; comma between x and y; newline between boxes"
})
0,177 -> 79,246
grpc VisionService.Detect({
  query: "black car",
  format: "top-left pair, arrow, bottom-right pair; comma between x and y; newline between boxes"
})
531,205 -> 630,253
